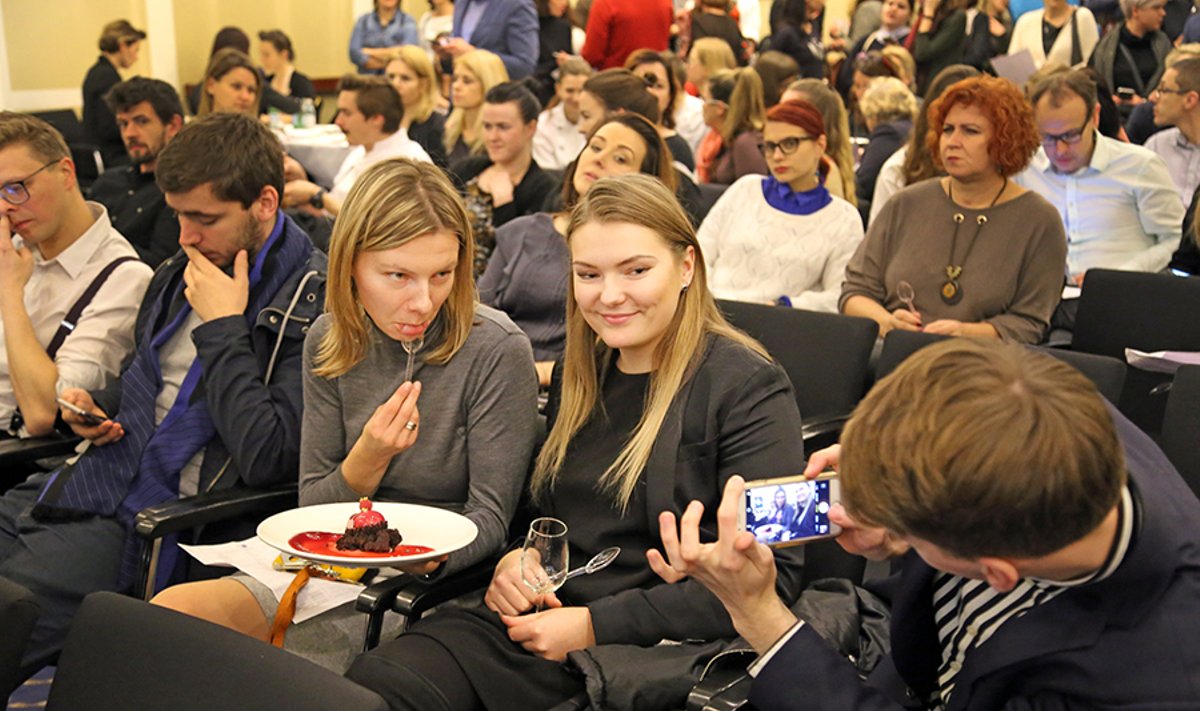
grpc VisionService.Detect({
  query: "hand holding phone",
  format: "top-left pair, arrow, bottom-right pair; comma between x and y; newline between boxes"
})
57,397 -> 106,426
739,472 -> 842,547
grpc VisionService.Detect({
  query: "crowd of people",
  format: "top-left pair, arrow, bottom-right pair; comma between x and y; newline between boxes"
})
2,0 -> 1199,709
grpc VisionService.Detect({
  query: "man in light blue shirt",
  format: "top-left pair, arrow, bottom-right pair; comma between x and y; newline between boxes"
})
1017,70 -> 1183,285
1146,57 -> 1200,206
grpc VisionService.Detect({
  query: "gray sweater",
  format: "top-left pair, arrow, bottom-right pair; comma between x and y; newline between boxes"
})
298,304 -> 539,575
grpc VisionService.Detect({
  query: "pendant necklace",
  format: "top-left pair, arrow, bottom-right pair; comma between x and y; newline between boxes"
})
941,178 -> 1008,305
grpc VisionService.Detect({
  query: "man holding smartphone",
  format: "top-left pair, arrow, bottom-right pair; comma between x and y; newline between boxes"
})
650,339 -> 1200,708
0,112 -> 327,670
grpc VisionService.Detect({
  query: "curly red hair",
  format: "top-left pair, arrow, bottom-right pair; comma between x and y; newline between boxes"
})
925,75 -> 1040,178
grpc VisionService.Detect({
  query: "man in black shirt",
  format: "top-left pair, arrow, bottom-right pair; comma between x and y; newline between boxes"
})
88,78 -> 183,268
81,20 -> 145,167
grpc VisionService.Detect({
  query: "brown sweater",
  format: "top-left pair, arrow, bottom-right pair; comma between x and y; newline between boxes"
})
839,179 -> 1067,344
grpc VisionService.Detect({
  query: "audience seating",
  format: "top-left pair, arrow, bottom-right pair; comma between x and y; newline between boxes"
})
0,577 -> 39,702
874,329 -> 1127,404
697,183 -> 728,217
44,592 -> 388,711
0,433 -> 81,493
717,300 -> 879,452
1073,269 -> 1200,433
28,109 -> 105,188
1159,365 -> 1200,499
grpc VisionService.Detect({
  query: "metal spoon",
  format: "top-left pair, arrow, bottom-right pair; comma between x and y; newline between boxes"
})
897,281 -> 917,314
402,336 -> 424,383
563,546 -> 620,582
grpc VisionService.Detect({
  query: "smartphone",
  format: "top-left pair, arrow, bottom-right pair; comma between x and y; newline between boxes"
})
739,472 -> 842,547
56,397 -> 106,426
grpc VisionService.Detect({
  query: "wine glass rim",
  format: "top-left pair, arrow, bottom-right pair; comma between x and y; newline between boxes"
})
528,516 -> 568,537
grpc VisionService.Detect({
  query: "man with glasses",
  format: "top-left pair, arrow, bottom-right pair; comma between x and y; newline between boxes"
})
0,112 -> 151,439
1017,71 -> 1181,297
1145,57 -> 1200,206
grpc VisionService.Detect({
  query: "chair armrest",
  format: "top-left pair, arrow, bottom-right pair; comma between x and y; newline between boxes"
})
801,413 -> 850,453
355,558 -> 497,651
686,649 -> 757,711
0,433 -> 81,462
134,485 -> 297,540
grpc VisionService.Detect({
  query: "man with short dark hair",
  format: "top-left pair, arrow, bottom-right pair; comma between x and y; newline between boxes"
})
1146,57 -> 1200,205
652,339 -> 1200,709
0,112 -> 327,668
1017,71 -> 1182,287
0,112 -> 151,438
283,74 -> 428,218
89,77 -> 184,268
82,19 -> 147,167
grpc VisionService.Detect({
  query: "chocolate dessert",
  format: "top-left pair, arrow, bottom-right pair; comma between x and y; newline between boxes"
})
336,498 -> 402,553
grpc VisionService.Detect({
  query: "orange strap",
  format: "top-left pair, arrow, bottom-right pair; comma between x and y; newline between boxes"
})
269,567 -> 313,647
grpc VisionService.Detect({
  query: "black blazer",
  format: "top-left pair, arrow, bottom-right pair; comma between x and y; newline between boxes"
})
546,336 -> 809,646
408,112 -> 448,169
749,410 -> 1200,710
81,56 -> 125,165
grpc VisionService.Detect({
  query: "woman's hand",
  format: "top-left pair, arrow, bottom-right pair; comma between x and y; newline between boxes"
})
499,607 -> 595,662
391,554 -> 448,576
484,549 -> 561,616
341,382 -> 422,494
922,318 -> 964,336
477,165 -> 515,207
887,308 -> 923,334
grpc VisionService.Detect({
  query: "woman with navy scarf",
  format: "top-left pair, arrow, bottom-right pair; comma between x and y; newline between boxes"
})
696,100 -> 864,312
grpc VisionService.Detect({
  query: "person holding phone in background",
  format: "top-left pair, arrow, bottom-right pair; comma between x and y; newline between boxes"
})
650,338 -> 1200,709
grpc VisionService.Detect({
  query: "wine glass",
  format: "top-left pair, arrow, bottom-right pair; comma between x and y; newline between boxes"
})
896,281 -> 917,314
521,517 -> 568,612
402,336 -> 424,383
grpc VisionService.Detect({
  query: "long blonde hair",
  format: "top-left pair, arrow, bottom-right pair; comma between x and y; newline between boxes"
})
443,50 -> 509,155
787,79 -> 857,204
315,159 -> 477,378
708,67 -> 766,144
532,174 -> 768,510
387,45 -> 439,124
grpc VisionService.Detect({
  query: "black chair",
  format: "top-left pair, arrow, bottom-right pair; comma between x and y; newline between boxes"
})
45,592 -> 388,711
1073,269 -> 1200,433
1160,365 -> 1200,499
0,433 -> 81,493
717,300 -> 879,451
0,577 -> 39,701
28,109 -> 84,144
697,183 -> 728,216
874,331 -> 1127,405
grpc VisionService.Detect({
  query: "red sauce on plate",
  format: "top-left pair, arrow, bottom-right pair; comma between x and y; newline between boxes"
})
288,531 -> 434,558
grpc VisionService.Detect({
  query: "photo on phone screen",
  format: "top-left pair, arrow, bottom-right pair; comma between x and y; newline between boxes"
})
744,477 -> 836,545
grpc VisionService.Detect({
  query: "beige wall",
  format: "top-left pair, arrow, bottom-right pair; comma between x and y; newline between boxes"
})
2,0 -> 152,90
173,0 -> 359,85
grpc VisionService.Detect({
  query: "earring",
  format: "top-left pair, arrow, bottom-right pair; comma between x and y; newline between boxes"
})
681,284 -> 690,294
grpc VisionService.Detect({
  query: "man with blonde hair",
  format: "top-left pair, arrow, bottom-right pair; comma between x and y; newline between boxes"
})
651,339 -> 1200,709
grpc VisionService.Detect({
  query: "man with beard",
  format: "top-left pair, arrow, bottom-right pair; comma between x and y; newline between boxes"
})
0,112 -> 327,670
0,112 -> 151,439
89,77 -> 185,268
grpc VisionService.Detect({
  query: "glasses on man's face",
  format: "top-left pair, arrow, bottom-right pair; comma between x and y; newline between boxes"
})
1039,122 -> 1089,149
0,160 -> 60,206
1152,85 -> 1190,98
760,136 -> 816,157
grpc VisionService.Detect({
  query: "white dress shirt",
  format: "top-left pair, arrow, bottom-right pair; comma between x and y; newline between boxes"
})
1016,134 -> 1184,276
329,128 -> 432,203
0,203 -> 153,430
1144,126 -> 1200,207
868,145 -> 908,227
532,104 -> 586,171
697,174 -> 865,312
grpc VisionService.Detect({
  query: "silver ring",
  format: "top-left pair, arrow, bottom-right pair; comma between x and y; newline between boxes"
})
405,421 -> 417,431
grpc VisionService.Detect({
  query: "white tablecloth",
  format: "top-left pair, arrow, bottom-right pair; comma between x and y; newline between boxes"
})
279,126 -> 352,189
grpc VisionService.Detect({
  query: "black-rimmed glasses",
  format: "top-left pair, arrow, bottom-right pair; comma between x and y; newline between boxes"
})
760,136 -> 816,157
0,160 -> 60,206
1039,122 -> 1090,148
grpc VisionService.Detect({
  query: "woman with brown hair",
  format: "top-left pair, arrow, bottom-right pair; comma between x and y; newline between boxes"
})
841,75 -> 1066,343
152,158 -> 539,672
196,48 -> 262,117
347,172 -> 807,711
624,50 -> 696,170
910,0 -> 969,94
698,67 -> 769,183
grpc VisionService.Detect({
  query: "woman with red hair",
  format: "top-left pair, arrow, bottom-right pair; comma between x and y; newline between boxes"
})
840,74 -> 1067,344
697,99 -> 864,311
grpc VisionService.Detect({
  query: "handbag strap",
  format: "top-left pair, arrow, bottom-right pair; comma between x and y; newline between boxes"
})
1116,43 -> 1147,96
1069,8 -> 1082,67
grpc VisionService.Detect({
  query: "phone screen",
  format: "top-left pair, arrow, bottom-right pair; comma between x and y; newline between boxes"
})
744,478 -> 835,544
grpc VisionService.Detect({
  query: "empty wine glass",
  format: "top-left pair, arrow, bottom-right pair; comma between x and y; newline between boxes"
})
521,517 -> 568,612
402,336 -> 424,383
897,281 -> 917,314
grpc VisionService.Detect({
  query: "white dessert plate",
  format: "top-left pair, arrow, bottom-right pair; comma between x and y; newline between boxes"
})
257,502 -> 477,567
